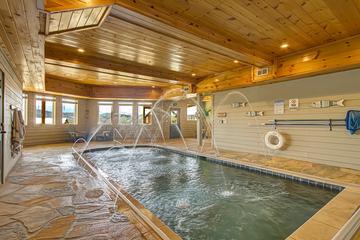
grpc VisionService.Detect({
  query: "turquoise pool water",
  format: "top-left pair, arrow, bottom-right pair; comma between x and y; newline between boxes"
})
86,147 -> 338,240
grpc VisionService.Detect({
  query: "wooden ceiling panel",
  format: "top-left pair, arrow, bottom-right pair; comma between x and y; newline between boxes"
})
46,14 -> 247,78
45,63 -> 172,88
115,0 -> 360,56
41,0 -> 360,96
44,6 -> 110,36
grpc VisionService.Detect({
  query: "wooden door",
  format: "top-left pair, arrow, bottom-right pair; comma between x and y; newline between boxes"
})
0,71 -> 4,183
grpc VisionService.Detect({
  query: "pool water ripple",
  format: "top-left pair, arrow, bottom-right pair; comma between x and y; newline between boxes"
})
85,147 -> 338,240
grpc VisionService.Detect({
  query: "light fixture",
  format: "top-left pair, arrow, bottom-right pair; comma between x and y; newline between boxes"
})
152,86 -> 155,88
214,78 -> 220,82
191,73 -> 196,77
280,43 -> 289,49
77,48 -> 85,53
233,60 -> 239,64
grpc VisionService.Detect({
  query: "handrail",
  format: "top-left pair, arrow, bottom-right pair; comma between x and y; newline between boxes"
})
264,119 -> 346,131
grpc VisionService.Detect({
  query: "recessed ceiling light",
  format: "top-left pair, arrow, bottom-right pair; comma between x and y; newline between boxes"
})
191,73 -> 196,77
233,60 -> 239,63
78,48 -> 85,53
280,43 -> 289,49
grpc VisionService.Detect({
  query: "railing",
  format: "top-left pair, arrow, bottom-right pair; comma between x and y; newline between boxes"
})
263,119 -> 346,131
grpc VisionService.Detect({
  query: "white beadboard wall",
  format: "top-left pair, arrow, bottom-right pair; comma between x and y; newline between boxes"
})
24,93 -> 88,146
213,69 -> 360,170
24,97 -> 197,146
0,48 -> 23,180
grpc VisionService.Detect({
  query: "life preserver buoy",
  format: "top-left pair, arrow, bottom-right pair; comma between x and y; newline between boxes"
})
264,131 -> 285,150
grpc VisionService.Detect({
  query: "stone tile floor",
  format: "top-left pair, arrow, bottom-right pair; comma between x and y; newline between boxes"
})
2,140 -> 360,240
0,147 -> 158,240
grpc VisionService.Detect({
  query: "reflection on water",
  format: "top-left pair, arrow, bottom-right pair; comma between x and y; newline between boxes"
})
86,147 -> 338,240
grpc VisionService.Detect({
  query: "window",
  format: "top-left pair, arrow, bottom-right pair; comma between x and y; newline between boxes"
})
138,102 -> 152,125
62,98 -> 78,124
119,102 -> 133,125
36,95 -> 56,124
22,93 -> 28,125
187,104 -> 197,121
98,101 -> 112,124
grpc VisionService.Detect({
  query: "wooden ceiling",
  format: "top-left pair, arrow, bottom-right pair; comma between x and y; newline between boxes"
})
116,0 -> 360,56
1,0 -> 359,97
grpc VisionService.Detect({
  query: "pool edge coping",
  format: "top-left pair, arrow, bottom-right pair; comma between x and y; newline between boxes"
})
80,144 -> 360,240
72,148 -> 182,240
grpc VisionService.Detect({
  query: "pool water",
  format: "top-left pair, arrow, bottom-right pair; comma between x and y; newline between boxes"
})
86,147 -> 338,240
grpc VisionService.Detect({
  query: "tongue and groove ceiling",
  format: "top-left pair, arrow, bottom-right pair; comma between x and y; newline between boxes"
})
1,0 -> 359,97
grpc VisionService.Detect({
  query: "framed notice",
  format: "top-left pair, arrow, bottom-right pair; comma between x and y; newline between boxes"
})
274,100 -> 285,115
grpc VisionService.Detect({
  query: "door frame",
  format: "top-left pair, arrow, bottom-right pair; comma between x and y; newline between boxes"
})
169,107 -> 181,139
0,70 -> 4,184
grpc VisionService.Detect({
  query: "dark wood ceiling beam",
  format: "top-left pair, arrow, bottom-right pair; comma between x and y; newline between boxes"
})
112,3 -> 272,67
45,42 -> 197,84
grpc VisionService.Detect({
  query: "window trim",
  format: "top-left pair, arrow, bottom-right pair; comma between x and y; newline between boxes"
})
22,93 -> 28,125
138,104 -> 152,125
118,103 -> 133,125
186,104 -> 197,121
98,101 -> 113,124
35,95 -> 56,125
62,98 -> 78,125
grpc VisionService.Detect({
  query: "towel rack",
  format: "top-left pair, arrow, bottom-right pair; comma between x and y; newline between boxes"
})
10,104 -> 18,110
264,119 -> 346,131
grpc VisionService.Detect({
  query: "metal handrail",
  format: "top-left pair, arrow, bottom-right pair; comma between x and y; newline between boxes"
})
264,119 -> 346,131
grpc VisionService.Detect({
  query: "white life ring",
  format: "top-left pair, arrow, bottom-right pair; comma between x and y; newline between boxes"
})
264,131 -> 285,150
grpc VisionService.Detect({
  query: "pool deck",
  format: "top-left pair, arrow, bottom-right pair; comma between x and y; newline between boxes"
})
1,140 -> 360,240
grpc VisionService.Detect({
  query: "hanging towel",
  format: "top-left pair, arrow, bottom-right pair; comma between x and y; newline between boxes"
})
11,109 -> 25,155
346,110 -> 360,134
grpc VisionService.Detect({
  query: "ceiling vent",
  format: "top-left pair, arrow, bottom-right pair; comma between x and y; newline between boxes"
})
256,67 -> 269,77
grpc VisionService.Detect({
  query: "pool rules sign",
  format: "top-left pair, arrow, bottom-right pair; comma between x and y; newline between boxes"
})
274,100 -> 285,115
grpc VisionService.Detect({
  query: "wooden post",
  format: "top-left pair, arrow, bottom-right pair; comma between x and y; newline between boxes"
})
196,95 -> 202,147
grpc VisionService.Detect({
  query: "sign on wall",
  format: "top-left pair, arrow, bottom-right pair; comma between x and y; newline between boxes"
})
274,100 -> 285,115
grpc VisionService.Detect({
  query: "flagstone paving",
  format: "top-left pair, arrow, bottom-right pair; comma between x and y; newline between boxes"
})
3,140 -> 360,240
0,149 -> 155,240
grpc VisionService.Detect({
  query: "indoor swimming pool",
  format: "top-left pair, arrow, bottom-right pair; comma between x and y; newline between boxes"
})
85,147 -> 339,240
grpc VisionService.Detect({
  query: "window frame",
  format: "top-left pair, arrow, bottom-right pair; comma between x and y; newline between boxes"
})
62,98 -> 78,125
98,101 -> 113,124
138,103 -> 152,125
22,93 -> 28,125
186,104 -> 197,121
118,102 -> 133,125
35,95 -> 56,125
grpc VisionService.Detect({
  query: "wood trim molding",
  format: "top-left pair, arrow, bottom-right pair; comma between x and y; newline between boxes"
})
44,76 -> 163,99
196,34 -> 360,93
